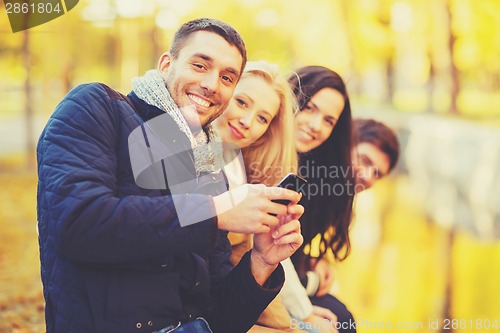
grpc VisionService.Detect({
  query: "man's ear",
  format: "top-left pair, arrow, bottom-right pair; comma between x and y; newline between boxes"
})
158,52 -> 172,72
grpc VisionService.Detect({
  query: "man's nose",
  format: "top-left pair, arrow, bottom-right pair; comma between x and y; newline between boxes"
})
356,166 -> 375,192
363,167 -> 376,189
200,72 -> 219,93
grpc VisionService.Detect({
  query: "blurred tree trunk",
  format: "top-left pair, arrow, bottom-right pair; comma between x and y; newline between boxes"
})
119,19 -> 140,91
378,1 -> 394,106
427,52 -> 435,113
386,54 -> 395,105
339,0 -> 360,95
22,20 -> 34,169
148,22 -> 160,70
440,228 -> 456,333
446,0 -> 459,115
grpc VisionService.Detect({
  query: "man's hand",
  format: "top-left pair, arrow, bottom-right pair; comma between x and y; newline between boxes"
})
311,258 -> 335,297
214,184 -> 300,234
250,203 -> 304,285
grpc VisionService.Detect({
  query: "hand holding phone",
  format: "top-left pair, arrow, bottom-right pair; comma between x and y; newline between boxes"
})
272,173 -> 308,206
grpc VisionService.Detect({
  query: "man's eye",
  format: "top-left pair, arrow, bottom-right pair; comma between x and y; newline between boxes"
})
360,156 -> 370,166
193,63 -> 205,70
221,75 -> 234,84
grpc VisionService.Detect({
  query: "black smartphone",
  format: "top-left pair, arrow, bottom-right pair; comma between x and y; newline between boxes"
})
272,173 -> 308,206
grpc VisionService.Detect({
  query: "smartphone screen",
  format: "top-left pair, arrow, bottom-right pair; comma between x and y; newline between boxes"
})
272,173 -> 308,206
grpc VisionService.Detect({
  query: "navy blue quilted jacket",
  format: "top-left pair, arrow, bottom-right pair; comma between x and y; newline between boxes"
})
36,83 -> 284,333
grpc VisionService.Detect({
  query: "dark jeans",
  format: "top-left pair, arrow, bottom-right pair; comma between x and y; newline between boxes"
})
156,318 -> 213,333
310,294 -> 357,333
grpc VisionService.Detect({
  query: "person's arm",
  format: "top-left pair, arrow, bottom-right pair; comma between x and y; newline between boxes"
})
207,201 -> 303,332
213,183 -> 300,234
304,271 -> 321,296
251,202 -> 304,285
208,249 -> 285,333
37,84 -> 218,264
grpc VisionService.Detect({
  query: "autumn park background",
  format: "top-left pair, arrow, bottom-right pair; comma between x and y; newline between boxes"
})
1,0 -> 499,332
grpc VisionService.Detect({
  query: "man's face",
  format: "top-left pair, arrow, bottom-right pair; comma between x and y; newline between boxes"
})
352,142 -> 391,193
158,31 -> 243,131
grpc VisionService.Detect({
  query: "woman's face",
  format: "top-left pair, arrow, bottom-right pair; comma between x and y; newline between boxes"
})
215,75 -> 280,148
294,87 -> 345,153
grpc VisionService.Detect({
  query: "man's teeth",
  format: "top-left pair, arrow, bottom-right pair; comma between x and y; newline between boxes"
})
188,95 -> 210,107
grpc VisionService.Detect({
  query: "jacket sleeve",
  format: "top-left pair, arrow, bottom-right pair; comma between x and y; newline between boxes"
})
37,84 -> 217,263
207,249 -> 285,333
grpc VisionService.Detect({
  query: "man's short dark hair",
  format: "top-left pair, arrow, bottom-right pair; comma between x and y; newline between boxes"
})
353,118 -> 400,172
169,18 -> 247,75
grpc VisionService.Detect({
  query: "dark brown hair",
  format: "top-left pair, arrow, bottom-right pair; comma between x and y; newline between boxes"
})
169,18 -> 247,75
289,66 -> 354,261
353,119 -> 400,172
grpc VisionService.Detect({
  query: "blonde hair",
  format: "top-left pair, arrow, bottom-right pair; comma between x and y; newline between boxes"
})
239,61 -> 298,186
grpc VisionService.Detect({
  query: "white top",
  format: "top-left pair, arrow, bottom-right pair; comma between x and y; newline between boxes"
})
280,258 -> 314,319
223,151 -> 314,320
222,149 -> 247,188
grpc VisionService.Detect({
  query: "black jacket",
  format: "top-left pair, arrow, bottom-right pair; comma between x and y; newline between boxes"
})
37,83 -> 284,333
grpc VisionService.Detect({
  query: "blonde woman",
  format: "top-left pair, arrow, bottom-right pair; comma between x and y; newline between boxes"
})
216,61 -> 297,186
216,60 -> 298,256
215,61 -> 305,332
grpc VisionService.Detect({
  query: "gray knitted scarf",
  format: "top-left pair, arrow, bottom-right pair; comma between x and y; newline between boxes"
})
132,70 -> 222,175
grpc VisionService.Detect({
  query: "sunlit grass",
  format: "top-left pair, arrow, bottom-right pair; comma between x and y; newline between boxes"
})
0,155 -> 44,333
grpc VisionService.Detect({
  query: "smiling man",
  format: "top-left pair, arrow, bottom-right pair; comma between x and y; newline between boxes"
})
158,29 -> 243,130
352,118 -> 400,192
37,18 -> 304,333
